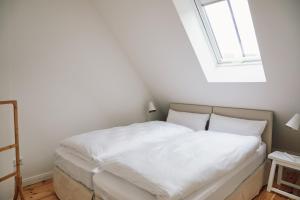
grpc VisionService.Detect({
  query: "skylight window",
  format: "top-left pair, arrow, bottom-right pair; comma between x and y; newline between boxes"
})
195,0 -> 261,65
172,0 -> 266,82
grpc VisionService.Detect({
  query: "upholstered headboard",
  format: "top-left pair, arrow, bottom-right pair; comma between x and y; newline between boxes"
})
169,103 -> 212,114
169,103 -> 273,154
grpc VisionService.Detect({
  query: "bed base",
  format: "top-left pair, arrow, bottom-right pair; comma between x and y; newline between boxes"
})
53,167 -> 94,200
54,160 -> 269,200
225,160 -> 269,200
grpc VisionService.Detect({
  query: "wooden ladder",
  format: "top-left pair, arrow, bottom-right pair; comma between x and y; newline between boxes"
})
0,100 -> 25,200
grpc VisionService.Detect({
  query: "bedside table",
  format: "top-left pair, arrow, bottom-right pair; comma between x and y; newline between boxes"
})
267,151 -> 300,200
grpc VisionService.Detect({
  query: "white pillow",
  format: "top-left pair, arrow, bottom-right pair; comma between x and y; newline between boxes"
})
208,113 -> 267,137
166,109 -> 209,131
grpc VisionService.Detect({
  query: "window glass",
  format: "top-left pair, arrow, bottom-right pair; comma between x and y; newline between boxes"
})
230,0 -> 260,57
205,1 -> 242,60
199,0 -> 261,63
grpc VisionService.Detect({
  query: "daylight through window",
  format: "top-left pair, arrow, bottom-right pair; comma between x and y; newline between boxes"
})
195,0 -> 261,65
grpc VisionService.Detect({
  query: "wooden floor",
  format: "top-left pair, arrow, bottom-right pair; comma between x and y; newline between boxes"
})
23,181 -> 299,200
23,170 -> 300,200
23,179 -> 58,200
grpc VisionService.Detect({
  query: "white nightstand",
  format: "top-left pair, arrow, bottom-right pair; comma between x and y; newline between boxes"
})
267,151 -> 300,200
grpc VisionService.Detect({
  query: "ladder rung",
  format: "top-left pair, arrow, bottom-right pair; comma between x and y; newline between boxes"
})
0,100 -> 16,105
0,172 -> 17,182
0,144 -> 16,152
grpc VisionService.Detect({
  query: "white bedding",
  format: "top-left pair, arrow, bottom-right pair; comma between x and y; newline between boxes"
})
60,121 -> 193,164
102,131 -> 261,200
55,147 -> 100,189
93,143 -> 266,200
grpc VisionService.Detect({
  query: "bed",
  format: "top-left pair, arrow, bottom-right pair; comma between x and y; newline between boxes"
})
53,103 -> 273,200
92,103 -> 273,200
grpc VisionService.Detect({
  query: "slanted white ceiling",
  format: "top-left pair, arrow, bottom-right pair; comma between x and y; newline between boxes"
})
93,0 -> 300,153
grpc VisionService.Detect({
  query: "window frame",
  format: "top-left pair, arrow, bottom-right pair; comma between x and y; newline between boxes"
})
194,0 -> 262,66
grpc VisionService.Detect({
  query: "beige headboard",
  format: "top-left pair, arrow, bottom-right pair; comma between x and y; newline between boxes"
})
169,103 -> 273,154
170,103 -> 212,114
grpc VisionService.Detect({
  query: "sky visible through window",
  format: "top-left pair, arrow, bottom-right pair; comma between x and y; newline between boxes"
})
203,0 -> 260,63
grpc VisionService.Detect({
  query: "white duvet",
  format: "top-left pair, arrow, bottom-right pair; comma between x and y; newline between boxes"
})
102,131 -> 261,200
60,121 -> 192,164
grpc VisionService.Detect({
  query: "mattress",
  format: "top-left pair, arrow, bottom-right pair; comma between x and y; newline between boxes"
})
55,147 -> 100,189
93,143 -> 266,200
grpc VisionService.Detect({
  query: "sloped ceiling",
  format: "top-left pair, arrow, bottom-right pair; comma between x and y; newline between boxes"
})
93,0 -> 300,153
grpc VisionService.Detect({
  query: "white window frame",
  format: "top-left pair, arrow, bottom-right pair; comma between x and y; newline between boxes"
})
194,0 -> 262,66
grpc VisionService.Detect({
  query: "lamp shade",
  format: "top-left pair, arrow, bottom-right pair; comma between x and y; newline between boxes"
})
148,101 -> 156,113
286,113 -> 300,131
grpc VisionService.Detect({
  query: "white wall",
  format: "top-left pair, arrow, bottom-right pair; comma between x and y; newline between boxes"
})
95,0 -> 300,153
0,0 -> 152,198
0,4 -> 14,194
0,48 -> 14,199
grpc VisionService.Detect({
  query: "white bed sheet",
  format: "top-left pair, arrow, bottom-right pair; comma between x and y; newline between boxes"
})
60,121 -> 193,164
55,121 -> 193,189
55,147 -> 100,189
55,121 -> 192,189
93,143 -> 266,200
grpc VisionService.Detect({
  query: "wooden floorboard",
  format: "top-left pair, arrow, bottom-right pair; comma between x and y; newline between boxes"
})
23,179 -> 58,200
23,169 -> 299,200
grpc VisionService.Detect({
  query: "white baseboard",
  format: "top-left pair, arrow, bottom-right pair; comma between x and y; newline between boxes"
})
23,171 -> 53,186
